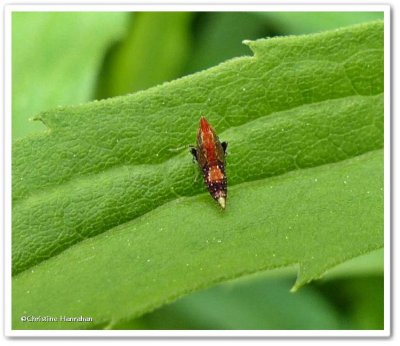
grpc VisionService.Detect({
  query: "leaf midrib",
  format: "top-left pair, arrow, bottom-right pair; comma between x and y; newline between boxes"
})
13,94 -> 383,277
15,93 -> 382,204
15,90 -> 382,201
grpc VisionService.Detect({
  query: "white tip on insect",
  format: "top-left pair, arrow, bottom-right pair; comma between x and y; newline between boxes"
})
218,197 -> 226,209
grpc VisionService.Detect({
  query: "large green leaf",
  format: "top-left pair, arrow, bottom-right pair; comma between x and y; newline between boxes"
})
12,21 -> 384,329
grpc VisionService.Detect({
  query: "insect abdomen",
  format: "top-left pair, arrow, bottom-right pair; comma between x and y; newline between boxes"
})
203,163 -> 227,207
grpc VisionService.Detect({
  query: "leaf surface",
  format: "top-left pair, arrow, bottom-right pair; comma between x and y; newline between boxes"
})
12,21 -> 384,329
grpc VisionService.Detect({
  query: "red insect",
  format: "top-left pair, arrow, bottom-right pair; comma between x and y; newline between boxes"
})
190,116 -> 228,209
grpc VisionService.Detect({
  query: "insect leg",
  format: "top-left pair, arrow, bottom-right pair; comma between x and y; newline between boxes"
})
222,141 -> 228,154
189,146 -> 198,162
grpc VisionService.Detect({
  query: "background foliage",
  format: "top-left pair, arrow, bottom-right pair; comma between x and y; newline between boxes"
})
12,12 -> 384,330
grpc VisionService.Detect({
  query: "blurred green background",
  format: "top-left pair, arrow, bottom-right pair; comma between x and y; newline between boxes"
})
12,11 -> 384,330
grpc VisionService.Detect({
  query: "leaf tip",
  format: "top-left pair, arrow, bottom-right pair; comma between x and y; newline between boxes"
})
242,39 -> 252,46
242,40 -> 254,52
31,114 -> 42,122
242,37 -> 275,57
290,278 -> 305,292
291,262 -> 316,292
242,39 -> 257,55
31,111 -> 53,131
